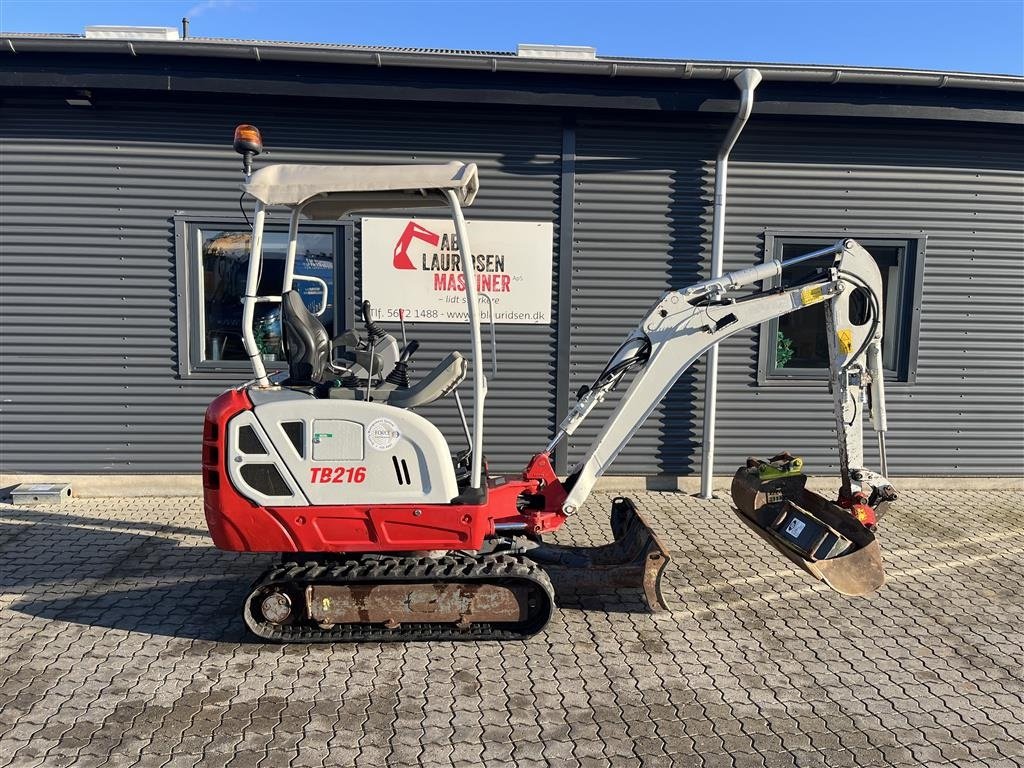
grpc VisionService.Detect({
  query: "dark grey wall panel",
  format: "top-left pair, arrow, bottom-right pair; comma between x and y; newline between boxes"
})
718,118 -> 1024,476
2,92 -> 1021,478
570,115 -> 1024,476
0,96 -> 561,473
567,117 -> 719,474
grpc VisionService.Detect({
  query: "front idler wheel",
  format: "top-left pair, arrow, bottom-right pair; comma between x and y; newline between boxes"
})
259,589 -> 294,625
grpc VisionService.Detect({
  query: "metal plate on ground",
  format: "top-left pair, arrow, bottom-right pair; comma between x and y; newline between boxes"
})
10,483 -> 72,505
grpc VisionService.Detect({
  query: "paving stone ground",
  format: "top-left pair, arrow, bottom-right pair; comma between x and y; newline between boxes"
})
1,487 -> 1022,768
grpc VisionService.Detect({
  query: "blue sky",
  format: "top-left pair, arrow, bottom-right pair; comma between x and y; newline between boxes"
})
2,0 -> 1022,75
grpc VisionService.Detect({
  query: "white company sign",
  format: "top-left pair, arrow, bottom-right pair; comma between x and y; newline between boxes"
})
361,217 -> 553,324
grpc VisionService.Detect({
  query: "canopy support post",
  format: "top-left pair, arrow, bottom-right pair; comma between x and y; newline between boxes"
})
282,206 -> 303,293
446,190 -> 487,490
242,202 -> 270,388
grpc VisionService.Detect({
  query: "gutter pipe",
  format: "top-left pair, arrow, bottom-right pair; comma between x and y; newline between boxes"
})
699,67 -> 762,500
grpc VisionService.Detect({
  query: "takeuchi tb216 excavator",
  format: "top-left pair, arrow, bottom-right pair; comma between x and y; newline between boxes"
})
203,126 -> 898,642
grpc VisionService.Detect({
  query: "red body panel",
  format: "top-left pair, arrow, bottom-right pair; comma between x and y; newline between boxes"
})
202,389 -> 569,553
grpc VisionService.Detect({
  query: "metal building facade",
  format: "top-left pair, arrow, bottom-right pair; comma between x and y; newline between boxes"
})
0,97 -> 562,473
568,115 -> 1024,476
1,38 -> 1021,478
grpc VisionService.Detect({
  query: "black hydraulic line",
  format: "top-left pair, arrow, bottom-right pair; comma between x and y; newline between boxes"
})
589,337 -> 650,392
836,269 -> 881,371
238,192 -> 251,227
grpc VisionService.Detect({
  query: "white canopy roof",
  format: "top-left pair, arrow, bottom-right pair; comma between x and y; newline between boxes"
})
242,160 -> 479,219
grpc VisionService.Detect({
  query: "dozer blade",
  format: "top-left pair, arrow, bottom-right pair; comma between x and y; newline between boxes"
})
527,497 -> 671,611
731,466 -> 885,596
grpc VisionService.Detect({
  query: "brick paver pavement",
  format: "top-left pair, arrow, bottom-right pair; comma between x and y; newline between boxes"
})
1,488 -> 1022,767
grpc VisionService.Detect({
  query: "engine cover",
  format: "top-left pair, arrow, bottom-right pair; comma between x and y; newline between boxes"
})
226,388 -> 459,507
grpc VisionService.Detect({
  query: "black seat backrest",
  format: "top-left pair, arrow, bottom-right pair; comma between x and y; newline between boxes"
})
280,290 -> 330,385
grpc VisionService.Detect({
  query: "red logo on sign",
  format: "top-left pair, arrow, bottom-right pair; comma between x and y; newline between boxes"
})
393,221 -> 440,270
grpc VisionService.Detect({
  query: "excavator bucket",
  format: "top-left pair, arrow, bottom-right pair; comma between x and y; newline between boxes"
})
528,497 -> 671,611
730,464 -> 885,596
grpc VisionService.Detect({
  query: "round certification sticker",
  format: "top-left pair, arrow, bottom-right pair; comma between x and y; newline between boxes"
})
366,418 -> 402,451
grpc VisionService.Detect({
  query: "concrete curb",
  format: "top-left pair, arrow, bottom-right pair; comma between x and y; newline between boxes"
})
1,474 -> 204,498
3,472 -> 1022,498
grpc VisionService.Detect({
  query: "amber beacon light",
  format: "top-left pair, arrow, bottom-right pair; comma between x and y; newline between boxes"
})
233,124 -> 263,177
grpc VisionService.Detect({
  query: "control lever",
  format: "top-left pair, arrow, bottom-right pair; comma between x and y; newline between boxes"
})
359,299 -> 401,385
359,301 -> 381,401
362,300 -> 387,345
386,340 -> 420,388
399,339 -> 420,362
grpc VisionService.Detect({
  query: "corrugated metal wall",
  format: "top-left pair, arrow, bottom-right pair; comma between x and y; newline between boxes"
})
2,94 -> 1021,477
570,114 -> 1024,476
0,96 -> 561,473
568,117 -> 719,474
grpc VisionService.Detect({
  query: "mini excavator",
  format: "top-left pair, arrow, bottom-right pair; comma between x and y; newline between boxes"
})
203,126 -> 898,642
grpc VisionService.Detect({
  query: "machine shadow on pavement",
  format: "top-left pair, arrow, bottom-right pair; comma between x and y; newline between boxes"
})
1,504 -> 662,642
1,505 -> 269,643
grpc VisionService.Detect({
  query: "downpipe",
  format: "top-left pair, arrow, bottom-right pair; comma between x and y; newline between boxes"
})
699,67 -> 762,499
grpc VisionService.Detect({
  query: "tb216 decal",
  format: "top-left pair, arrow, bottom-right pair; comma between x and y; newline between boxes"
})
310,467 -> 367,484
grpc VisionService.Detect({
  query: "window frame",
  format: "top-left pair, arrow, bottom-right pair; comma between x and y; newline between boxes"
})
755,230 -> 926,386
173,215 -> 355,378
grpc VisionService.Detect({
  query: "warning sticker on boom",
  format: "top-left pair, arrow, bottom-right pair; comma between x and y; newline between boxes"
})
800,286 -> 824,305
837,328 -> 854,355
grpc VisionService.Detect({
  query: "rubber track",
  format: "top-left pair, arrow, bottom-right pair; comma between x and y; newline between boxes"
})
243,552 -> 555,643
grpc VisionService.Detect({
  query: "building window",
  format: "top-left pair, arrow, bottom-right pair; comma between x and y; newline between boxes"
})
758,233 -> 925,383
174,217 -> 352,376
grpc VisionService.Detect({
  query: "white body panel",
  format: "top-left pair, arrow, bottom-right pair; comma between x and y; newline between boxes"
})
227,409 -> 311,508
227,388 -> 459,507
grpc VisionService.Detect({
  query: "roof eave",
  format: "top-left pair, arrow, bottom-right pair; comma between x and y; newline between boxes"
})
2,35 -> 1022,93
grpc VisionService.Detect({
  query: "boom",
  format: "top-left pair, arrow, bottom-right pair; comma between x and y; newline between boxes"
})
550,239 -> 893,515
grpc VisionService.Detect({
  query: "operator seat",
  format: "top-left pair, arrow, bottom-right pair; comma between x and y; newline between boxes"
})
280,290 -> 330,386
281,290 -> 466,410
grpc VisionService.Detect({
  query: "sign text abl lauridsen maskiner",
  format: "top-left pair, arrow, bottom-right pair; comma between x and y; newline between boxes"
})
361,217 -> 553,324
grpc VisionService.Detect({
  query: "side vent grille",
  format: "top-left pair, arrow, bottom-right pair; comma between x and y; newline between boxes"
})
203,469 -> 219,490
240,464 -> 292,497
392,455 -> 412,486
238,425 -> 267,454
282,421 -> 304,458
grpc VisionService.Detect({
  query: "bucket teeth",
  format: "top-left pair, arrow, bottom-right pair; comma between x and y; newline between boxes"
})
527,496 -> 671,612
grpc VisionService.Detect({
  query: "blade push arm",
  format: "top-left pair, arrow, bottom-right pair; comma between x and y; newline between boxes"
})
555,239 -> 890,515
